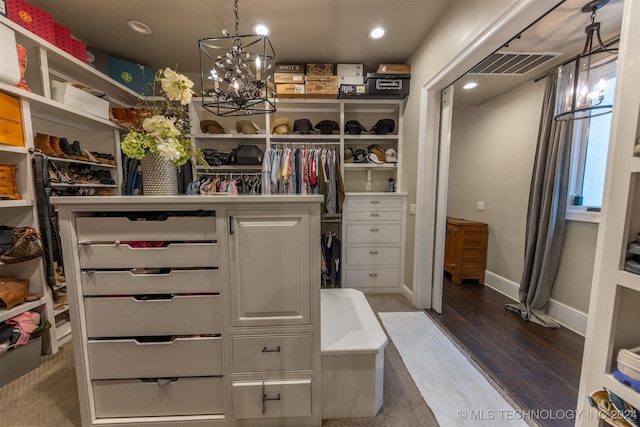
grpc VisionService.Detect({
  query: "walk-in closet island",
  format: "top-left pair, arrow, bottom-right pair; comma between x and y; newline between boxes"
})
52,195 -> 322,427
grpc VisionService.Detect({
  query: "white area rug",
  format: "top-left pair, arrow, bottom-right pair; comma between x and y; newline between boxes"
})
379,311 -> 528,427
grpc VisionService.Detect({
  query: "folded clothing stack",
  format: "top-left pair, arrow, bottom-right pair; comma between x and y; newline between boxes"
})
624,233 -> 640,275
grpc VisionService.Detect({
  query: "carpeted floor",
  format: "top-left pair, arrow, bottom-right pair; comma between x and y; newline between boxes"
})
0,293 -> 439,427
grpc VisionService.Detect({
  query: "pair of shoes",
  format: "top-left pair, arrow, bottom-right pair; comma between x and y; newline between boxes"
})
58,137 -> 86,161
588,389 -> 635,427
93,170 -> 115,185
34,133 -> 58,157
49,162 -> 75,184
91,151 -> 117,166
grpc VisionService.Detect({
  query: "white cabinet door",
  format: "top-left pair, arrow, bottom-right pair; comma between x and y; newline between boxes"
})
228,210 -> 312,327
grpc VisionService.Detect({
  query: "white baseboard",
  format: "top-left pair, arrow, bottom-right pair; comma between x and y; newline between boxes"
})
484,271 -> 587,337
401,283 -> 413,303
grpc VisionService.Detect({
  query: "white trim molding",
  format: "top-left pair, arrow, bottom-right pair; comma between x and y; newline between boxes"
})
484,271 -> 588,337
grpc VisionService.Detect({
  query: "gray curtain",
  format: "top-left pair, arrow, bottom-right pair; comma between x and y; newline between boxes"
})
505,70 -> 572,328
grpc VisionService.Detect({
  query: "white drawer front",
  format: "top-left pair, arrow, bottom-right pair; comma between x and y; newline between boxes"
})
346,246 -> 401,267
345,268 -> 400,288
346,197 -> 403,209
232,379 -> 312,419
76,214 -> 216,242
346,210 -> 402,222
78,242 -> 218,269
81,269 -> 220,296
231,334 -> 312,373
346,224 -> 402,244
85,295 -> 221,337
88,337 -> 223,379
93,377 -> 224,418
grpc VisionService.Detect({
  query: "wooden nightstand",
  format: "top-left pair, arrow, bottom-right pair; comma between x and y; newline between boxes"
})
444,217 -> 488,284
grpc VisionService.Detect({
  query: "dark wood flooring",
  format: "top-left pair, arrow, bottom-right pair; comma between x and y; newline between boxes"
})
426,274 -> 585,427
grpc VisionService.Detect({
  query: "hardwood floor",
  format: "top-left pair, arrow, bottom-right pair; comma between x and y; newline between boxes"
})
426,275 -> 585,427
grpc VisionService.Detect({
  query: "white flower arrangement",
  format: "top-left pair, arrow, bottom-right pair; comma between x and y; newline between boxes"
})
120,68 -> 201,167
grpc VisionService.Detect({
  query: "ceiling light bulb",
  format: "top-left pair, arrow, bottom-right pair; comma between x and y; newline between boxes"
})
127,20 -> 152,35
463,82 -> 478,90
369,27 -> 386,40
253,24 -> 270,36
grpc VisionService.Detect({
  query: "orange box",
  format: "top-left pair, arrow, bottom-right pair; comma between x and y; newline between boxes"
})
0,92 -> 25,147
274,73 -> 304,84
7,0 -> 55,45
377,64 -> 411,74
276,84 -> 305,99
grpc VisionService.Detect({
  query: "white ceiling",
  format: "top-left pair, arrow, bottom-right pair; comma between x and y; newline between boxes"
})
27,0 -> 624,107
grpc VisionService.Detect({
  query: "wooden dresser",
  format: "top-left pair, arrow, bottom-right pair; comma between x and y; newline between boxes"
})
444,217 -> 488,285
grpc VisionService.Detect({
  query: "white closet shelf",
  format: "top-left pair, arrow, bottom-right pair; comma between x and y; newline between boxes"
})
194,134 -> 267,140
47,157 -> 117,168
51,183 -> 118,188
0,200 -> 35,208
0,299 -> 46,323
344,163 -> 398,169
602,374 -> 640,408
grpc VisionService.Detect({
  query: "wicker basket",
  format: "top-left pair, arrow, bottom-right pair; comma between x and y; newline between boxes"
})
0,164 -> 21,200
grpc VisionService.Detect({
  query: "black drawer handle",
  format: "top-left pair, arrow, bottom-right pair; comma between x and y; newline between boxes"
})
370,251 -> 378,255
262,382 -> 281,414
369,273 -> 378,278
370,200 -> 380,204
370,213 -> 380,217
262,346 -> 281,353
370,228 -> 379,232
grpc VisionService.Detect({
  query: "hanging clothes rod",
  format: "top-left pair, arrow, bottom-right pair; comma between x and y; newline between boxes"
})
269,141 -> 340,147
197,171 -> 262,177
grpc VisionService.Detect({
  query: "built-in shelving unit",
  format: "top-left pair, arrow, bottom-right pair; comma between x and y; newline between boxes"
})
576,0 -> 640,424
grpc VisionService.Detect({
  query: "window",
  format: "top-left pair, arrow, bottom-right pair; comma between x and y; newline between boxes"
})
567,76 -> 616,222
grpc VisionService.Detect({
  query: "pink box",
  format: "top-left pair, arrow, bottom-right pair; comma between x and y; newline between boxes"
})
70,38 -> 86,63
7,0 -> 55,45
53,22 -> 73,55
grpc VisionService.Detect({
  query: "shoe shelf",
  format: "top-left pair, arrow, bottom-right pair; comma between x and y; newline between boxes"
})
0,200 -> 35,209
47,157 -> 117,169
51,183 -> 118,188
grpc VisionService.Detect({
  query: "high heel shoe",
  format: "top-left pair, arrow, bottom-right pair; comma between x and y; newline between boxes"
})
34,133 -> 57,156
52,162 -> 75,184
47,164 -> 61,183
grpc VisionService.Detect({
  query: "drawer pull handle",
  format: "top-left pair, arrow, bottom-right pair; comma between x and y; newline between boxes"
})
370,228 -> 379,232
262,346 -> 281,353
370,213 -> 380,217
370,251 -> 378,255
262,382 -> 281,415
369,273 -> 378,278
229,216 -> 234,235
370,200 -> 380,204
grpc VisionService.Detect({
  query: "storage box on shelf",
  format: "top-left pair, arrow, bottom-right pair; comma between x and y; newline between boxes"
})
576,1 -> 640,424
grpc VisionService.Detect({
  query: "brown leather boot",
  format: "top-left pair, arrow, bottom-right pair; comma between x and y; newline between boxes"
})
49,136 -> 69,158
34,133 -> 57,156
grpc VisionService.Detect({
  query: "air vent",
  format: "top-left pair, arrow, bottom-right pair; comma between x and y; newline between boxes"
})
469,51 -> 560,75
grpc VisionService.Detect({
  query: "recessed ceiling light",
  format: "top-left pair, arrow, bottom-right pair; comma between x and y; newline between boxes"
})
253,24 -> 270,36
463,82 -> 478,90
127,20 -> 152,35
369,27 -> 386,40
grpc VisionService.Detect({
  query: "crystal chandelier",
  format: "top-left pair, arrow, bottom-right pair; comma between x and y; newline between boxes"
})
198,0 -> 276,116
554,0 -> 618,121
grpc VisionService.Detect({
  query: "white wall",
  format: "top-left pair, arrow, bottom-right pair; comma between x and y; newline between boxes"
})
447,79 -> 597,316
401,0 -> 516,291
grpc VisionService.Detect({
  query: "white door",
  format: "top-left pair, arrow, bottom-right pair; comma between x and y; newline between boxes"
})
227,210 -> 311,327
431,86 -> 455,313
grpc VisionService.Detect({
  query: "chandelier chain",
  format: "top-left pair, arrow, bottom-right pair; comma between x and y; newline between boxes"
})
234,0 -> 240,37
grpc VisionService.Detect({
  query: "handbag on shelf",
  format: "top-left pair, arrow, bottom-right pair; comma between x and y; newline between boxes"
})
0,277 -> 30,309
230,143 -> 264,165
0,226 -> 43,264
